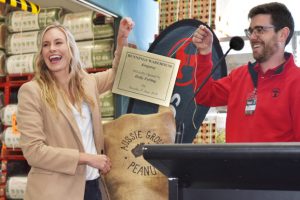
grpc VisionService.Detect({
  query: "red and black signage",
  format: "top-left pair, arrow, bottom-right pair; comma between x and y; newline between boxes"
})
128,19 -> 226,143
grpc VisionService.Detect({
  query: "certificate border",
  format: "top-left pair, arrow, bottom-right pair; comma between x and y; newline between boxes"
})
117,51 -> 176,101
112,47 -> 180,106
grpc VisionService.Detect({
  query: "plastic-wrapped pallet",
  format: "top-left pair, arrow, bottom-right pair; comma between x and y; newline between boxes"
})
159,0 -> 216,31
215,112 -> 226,143
99,90 -> 114,117
62,11 -> 114,41
0,50 -> 5,76
5,53 -> 36,74
193,107 -> 227,144
5,31 -> 40,55
193,111 -> 227,144
5,176 -> 27,200
0,127 -> 21,148
193,112 -> 217,144
0,104 -> 17,126
77,39 -> 114,68
6,7 -> 64,33
102,117 -> 114,125
0,23 -> 6,50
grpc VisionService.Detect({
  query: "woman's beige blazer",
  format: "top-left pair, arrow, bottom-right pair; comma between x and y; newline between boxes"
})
17,67 -> 117,200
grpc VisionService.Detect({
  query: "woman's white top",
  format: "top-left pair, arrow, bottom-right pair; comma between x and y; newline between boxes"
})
71,102 -> 99,180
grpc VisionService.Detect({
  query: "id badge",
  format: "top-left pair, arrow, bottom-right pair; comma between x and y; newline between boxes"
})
245,89 -> 257,115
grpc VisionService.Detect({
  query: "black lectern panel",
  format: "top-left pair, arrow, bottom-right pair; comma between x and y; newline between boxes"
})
143,143 -> 300,191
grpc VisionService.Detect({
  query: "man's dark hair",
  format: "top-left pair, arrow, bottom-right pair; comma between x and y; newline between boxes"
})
248,2 -> 294,45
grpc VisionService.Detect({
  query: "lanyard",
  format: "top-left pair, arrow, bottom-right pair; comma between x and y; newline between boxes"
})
245,62 -> 258,115
246,62 -> 285,115
247,62 -> 258,89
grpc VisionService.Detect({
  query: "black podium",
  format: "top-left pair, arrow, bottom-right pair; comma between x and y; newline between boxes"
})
143,143 -> 300,200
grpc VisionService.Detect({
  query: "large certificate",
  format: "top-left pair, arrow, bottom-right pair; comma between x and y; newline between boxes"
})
112,47 -> 180,107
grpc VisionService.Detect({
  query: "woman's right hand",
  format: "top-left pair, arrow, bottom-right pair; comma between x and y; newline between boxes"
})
79,153 -> 112,174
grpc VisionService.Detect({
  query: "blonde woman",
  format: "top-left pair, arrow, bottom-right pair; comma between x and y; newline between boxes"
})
17,17 -> 134,200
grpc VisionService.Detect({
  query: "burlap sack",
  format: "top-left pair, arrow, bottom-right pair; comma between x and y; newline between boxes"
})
103,108 -> 175,200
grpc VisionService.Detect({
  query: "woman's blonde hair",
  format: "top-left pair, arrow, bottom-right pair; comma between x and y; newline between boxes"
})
35,22 -> 94,112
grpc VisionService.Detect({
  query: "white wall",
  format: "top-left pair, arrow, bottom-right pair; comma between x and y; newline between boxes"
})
216,0 -> 298,66
215,0 -> 299,37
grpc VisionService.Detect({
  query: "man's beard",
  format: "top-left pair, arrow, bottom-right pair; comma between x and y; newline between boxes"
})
253,40 -> 279,63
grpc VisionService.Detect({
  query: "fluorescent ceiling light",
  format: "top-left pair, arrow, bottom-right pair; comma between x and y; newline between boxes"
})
73,0 -> 118,18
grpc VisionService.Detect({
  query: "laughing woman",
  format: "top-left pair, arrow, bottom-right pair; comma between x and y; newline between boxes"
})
17,17 -> 134,200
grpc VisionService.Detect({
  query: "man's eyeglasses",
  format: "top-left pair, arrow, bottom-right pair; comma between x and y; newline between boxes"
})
244,25 -> 275,38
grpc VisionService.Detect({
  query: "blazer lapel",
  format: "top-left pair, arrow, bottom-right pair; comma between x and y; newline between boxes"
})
56,91 -> 85,151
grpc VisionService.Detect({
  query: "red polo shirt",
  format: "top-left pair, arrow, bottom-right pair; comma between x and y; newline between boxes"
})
195,53 -> 300,142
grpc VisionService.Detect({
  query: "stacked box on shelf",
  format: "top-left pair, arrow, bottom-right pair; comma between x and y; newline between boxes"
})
0,51 -> 5,77
193,111 -> 226,144
99,90 -> 115,118
5,53 -> 36,75
62,11 -> 115,69
0,103 -> 26,200
194,121 -> 216,144
6,7 -> 64,33
5,31 -> 40,56
0,23 -> 6,52
0,104 -> 20,149
5,10 -> 115,73
1,127 -> 20,150
4,8 -> 64,75
5,176 -> 27,200
159,0 -> 216,31
77,39 -> 114,69
0,1 -> 7,54
61,11 -> 114,41
0,14 -> 6,77
0,160 -> 30,199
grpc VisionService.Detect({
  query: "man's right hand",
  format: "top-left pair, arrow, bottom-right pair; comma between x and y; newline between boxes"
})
192,25 -> 213,55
